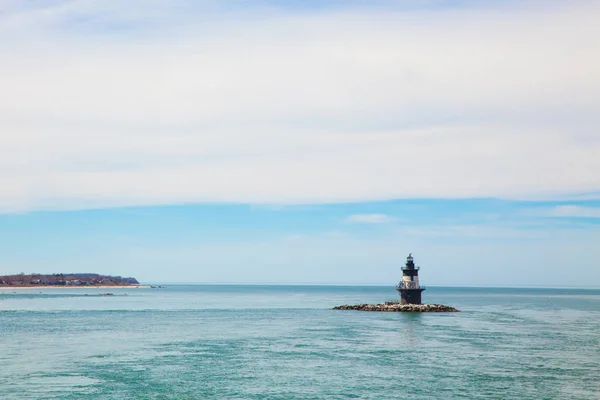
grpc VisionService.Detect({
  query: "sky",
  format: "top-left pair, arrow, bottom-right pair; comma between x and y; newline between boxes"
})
0,0 -> 599,286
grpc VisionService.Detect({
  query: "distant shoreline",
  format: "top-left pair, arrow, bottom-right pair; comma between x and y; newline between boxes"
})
0,285 -> 151,290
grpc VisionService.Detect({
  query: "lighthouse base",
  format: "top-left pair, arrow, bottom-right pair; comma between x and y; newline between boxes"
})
398,288 -> 425,305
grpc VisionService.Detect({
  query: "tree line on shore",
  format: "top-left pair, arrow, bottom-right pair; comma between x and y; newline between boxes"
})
0,273 -> 139,286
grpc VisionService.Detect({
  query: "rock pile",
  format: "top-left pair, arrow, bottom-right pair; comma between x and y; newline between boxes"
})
333,302 -> 459,312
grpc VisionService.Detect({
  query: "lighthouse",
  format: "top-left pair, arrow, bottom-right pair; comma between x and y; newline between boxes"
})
396,253 -> 425,305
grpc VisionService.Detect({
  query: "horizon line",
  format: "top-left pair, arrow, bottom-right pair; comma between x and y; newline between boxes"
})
142,282 -> 600,290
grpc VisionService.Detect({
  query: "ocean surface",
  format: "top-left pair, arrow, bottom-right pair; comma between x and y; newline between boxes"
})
1,285 -> 599,399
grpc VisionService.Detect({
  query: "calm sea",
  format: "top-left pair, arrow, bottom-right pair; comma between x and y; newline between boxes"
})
1,285 -> 599,399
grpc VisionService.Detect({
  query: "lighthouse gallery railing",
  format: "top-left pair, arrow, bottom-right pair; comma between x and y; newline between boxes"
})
396,282 -> 426,290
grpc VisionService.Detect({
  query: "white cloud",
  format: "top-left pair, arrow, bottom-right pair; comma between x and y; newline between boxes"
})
1,1 -> 600,212
345,214 -> 395,224
548,205 -> 600,218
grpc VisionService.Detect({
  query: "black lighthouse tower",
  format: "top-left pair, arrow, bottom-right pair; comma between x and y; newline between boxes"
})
396,253 -> 425,305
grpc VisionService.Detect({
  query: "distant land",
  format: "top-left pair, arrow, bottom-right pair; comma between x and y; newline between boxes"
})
0,273 -> 140,287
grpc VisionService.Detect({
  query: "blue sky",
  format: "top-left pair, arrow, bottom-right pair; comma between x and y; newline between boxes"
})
1,199 -> 599,286
0,1 -> 599,286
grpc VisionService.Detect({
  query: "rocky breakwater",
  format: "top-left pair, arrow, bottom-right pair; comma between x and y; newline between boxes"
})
333,302 -> 459,312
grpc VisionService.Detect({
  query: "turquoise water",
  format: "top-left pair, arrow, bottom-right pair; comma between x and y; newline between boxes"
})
1,286 -> 599,399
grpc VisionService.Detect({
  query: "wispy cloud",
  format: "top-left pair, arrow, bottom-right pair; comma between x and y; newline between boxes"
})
547,205 -> 600,218
1,1 -> 599,212
345,214 -> 395,224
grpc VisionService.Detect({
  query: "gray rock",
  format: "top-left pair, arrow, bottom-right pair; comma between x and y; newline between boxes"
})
333,303 -> 459,312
